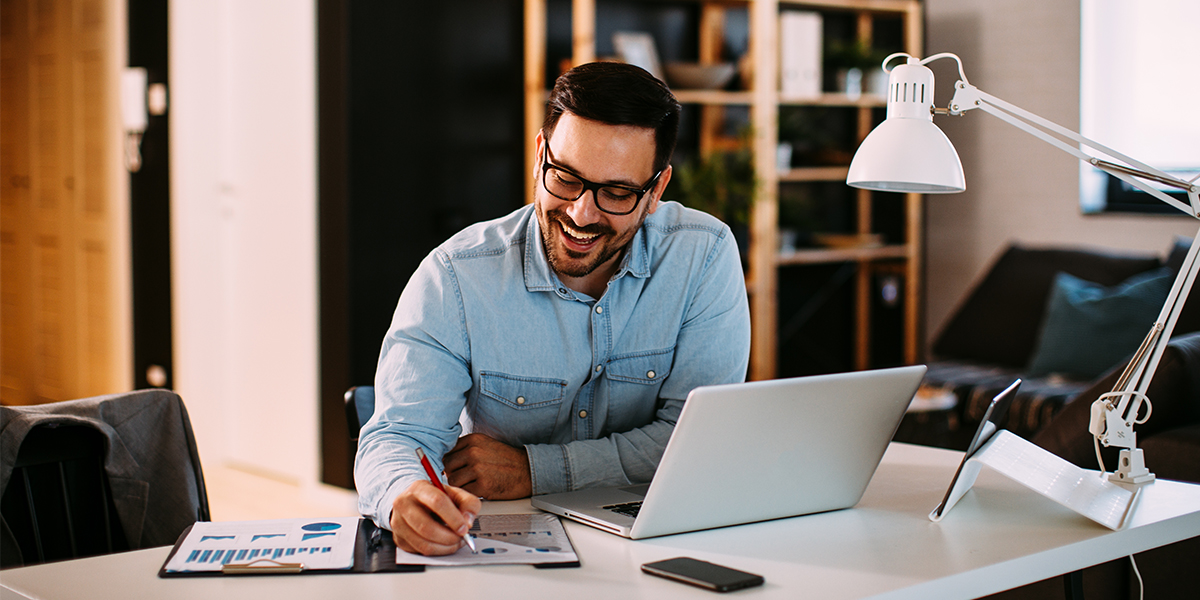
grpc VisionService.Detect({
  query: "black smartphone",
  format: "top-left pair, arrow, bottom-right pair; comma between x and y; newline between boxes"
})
641,557 -> 764,593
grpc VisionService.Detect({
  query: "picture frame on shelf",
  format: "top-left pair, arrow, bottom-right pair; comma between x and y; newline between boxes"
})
613,31 -> 664,82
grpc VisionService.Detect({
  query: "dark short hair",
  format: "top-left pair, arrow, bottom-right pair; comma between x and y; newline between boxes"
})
542,62 -> 681,173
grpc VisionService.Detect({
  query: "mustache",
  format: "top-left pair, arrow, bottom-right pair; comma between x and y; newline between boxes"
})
547,208 -> 614,236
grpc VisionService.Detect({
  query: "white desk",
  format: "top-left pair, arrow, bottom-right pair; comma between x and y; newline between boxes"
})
3,443 -> 1199,600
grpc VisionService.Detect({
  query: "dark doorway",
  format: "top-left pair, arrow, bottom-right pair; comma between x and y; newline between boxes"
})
128,0 -> 173,391
319,0 -> 527,489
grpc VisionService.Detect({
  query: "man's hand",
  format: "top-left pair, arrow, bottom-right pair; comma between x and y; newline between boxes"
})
389,479 -> 481,556
444,433 -> 533,499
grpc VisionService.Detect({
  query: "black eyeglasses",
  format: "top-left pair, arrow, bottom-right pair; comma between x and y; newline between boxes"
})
541,142 -> 662,216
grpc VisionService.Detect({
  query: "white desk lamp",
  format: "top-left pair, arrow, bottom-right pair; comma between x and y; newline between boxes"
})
848,52 -> 1200,486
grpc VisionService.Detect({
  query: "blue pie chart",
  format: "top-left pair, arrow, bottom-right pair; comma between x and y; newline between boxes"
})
301,522 -> 342,532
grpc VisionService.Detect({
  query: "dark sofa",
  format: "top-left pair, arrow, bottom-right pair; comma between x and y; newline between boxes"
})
897,239 -> 1198,451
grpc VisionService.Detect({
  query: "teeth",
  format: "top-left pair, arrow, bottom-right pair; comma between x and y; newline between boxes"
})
561,222 -> 599,243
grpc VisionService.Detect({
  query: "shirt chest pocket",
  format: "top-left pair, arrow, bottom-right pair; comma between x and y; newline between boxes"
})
605,347 -> 673,386
600,348 -> 674,435
474,371 -> 567,443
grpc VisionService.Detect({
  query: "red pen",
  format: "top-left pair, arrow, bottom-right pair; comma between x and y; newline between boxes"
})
415,447 -> 477,553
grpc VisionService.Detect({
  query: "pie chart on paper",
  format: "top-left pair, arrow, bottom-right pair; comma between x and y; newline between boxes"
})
301,522 -> 343,532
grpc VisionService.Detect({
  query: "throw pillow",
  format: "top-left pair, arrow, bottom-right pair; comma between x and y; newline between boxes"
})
933,245 -> 1161,368
1026,267 -> 1174,380
1165,235 -> 1200,336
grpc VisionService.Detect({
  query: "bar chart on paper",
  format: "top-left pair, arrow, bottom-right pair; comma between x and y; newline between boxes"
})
393,513 -> 578,567
164,517 -> 360,572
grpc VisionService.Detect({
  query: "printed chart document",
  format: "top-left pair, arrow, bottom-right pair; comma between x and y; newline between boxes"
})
163,517 -> 359,573
395,513 -> 578,567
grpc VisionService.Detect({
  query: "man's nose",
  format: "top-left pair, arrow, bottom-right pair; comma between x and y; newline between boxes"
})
565,189 -> 603,226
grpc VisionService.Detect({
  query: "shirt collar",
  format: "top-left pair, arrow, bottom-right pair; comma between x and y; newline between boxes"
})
523,209 -> 652,296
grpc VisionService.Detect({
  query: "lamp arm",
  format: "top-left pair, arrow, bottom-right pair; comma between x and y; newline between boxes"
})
928,69 -> 1200,484
1113,227 -> 1200,409
945,82 -> 1200,218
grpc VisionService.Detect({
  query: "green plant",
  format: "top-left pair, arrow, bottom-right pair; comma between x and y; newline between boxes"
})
825,39 -> 887,72
668,140 -> 756,228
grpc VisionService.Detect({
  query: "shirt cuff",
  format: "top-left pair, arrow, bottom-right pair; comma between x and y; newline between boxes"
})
525,443 -> 571,495
370,476 -> 417,531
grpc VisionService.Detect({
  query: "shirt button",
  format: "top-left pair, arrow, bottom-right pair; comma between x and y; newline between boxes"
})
516,396 -> 526,405
647,370 -> 656,379
595,305 -> 603,314
595,365 -> 603,373
578,410 -> 588,419
558,288 -> 567,294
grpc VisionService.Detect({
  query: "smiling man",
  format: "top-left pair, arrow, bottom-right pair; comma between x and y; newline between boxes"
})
355,62 -> 751,556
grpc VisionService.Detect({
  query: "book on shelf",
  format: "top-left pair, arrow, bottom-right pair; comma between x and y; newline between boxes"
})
780,11 -> 822,99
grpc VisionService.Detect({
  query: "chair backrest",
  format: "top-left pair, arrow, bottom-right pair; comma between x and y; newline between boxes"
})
0,390 -> 209,569
343,385 -> 376,447
1,424 -> 129,567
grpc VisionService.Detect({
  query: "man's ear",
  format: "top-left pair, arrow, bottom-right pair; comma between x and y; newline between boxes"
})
646,165 -> 672,215
533,130 -> 545,180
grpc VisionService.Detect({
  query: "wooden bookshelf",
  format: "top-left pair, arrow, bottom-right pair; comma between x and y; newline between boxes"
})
524,0 -> 924,380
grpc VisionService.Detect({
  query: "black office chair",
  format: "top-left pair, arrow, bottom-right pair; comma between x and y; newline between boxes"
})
1,390 -> 209,569
0,424 -> 129,566
344,385 -> 376,447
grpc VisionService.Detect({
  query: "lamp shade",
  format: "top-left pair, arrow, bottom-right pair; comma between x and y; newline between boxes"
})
847,118 -> 966,193
847,58 -> 966,193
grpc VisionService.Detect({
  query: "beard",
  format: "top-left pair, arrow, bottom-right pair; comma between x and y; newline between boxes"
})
537,203 -> 647,279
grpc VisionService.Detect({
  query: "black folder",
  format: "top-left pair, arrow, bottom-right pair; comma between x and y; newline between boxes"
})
158,517 -> 580,577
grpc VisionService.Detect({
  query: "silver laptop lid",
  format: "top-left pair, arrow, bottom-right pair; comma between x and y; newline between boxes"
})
629,365 -> 926,539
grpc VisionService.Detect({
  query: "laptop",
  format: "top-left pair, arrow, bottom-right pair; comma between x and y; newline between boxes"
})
531,364 -> 927,539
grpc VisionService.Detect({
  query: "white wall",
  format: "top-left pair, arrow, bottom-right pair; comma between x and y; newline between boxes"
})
922,0 -> 1197,349
170,0 -> 319,485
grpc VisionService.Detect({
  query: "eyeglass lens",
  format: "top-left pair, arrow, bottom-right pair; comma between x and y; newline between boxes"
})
543,166 -> 641,215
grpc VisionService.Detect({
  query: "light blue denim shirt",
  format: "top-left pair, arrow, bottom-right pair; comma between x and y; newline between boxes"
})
354,201 -> 751,527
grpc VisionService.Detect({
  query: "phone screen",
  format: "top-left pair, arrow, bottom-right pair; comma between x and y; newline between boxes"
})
641,557 -> 764,592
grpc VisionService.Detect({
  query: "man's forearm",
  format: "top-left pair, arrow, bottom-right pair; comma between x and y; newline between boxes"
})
524,399 -> 683,495
355,420 -> 459,528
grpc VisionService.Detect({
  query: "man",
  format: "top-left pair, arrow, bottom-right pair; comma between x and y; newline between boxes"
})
355,62 -> 751,556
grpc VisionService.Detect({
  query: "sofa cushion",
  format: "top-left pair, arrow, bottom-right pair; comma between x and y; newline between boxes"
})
1141,424 -> 1200,484
1164,235 -> 1200,336
1026,268 -> 1174,380
1032,332 -> 1200,472
920,360 -> 1092,449
933,245 -> 1161,368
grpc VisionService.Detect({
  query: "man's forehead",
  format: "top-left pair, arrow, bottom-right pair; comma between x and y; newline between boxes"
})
548,113 -> 656,181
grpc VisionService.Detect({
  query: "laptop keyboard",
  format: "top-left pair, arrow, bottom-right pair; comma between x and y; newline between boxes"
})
603,501 -> 642,518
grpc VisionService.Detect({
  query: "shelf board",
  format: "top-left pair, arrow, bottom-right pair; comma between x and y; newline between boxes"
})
685,0 -> 918,13
777,244 -> 909,265
780,0 -> 920,14
780,93 -> 887,107
556,88 -> 885,108
779,166 -> 850,183
672,89 -> 753,105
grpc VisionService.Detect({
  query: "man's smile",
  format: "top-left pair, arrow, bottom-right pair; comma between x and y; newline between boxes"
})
556,216 -> 608,252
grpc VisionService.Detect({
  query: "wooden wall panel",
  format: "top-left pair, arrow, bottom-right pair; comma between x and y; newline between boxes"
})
1,0 -> 119,405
